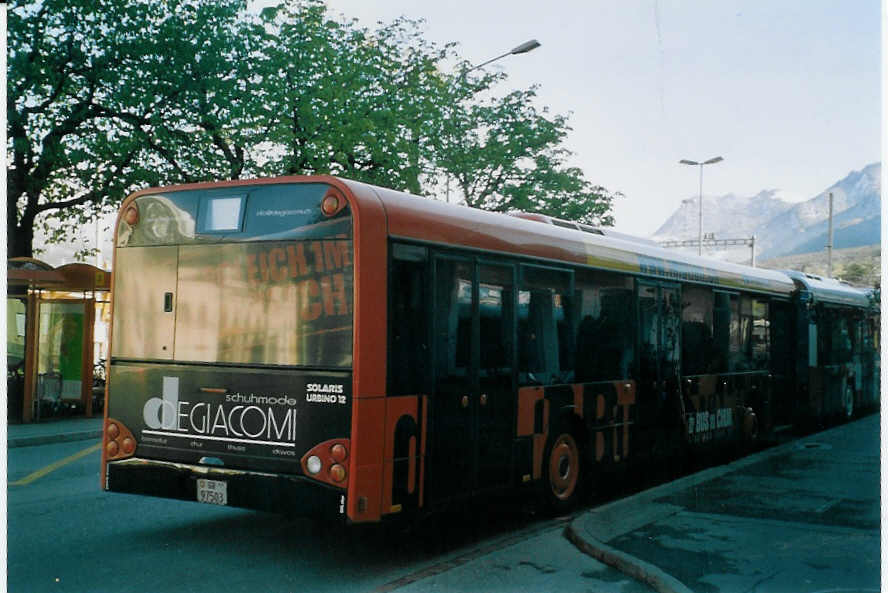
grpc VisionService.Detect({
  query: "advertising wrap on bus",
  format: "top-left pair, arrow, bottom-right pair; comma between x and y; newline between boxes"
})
110,363 -> 351,473
108,181 -> 354,475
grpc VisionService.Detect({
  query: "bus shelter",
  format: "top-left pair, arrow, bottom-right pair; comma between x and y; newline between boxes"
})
7,258 -> 111,423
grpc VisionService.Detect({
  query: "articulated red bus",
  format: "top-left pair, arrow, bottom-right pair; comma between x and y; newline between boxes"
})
102,176 -> 879,522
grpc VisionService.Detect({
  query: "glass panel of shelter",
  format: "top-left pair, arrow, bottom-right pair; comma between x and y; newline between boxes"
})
35,300 -> 89,420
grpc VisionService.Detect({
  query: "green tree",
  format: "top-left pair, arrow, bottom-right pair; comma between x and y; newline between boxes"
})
9,0 -> 620,259
7,0 -> 257,258
431,74 -> 619,225
257,2 -> 449,194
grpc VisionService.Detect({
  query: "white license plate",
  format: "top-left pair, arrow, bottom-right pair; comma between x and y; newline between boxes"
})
196,479 -> 227,506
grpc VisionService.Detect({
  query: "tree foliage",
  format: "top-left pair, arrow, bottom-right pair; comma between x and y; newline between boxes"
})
7,0 -> 256,257
431,76 -> 618,225
7,0 -> 620,259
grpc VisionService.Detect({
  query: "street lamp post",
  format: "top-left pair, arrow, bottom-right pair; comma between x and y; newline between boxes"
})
466,39 -> 541,74
446,39 -> 541,202
679,156 -> 723,255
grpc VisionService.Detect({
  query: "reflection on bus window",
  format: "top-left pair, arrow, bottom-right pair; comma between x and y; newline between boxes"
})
518,267 -> 572,385
681,286 -> 714,375
435,261 -> 472,378
575,270 -> 634,382
174,239 -> 353,367
479,275 -> 512,371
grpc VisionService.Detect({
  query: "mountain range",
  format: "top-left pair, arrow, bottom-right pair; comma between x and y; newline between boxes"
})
652,162 -> 881,261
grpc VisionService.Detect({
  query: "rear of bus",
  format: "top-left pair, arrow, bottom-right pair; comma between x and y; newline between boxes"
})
102,179 -> 355,518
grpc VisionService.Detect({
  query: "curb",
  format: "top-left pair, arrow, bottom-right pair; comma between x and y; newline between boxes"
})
564,420 -> 863,593
8,430 -> 103,449
564,523 -> 693,593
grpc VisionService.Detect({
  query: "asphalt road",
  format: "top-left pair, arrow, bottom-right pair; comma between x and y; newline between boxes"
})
7,440 -> 646,593
12,421 -> 873,593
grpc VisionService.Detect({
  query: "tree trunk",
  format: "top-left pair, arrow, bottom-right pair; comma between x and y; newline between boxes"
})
8,215 -> 36,260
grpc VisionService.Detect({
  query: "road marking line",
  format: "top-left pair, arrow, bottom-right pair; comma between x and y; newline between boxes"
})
9,442 -> 102,486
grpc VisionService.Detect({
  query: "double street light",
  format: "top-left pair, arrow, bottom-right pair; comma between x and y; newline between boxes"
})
679,156 -> 724,255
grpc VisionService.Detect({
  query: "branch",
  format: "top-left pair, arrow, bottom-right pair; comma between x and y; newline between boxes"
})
27,97 -> 104,204
21,36 -> 76,117
33,147 -> 139,214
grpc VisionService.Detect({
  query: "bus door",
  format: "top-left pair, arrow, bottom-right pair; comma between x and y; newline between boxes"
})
431,256 -> 515,501
636,281 -> 683,452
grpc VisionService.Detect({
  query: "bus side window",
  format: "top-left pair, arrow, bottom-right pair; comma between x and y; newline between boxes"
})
518,266 -> 572,385
574,270 -> 634,382
681,286 -> 714,376
751,299 -> 770,369
518,289 -> 549,381
713,292 -> 734,373
389,252 -> 429,396
435,260 -> 473,380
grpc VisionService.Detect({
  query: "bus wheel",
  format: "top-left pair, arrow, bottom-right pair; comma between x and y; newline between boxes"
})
542,424 -> 582,512
739,409 -> 758,455
842,386 -> 854,420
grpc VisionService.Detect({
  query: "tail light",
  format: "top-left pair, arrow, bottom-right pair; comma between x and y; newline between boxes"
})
329,464 -> 346,483
300,439 -> 350,488
123,204 -> 140,227
320,189 -> 347,217
104,418 -> 137,461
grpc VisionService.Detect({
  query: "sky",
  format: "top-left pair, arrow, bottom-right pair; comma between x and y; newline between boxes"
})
36,0 -> 883,267
273,0 -> 881,236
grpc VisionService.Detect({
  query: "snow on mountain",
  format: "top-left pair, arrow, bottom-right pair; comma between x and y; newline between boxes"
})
653,189 -> 793,241
757,162 -> 880,258
651,163 -> 881,262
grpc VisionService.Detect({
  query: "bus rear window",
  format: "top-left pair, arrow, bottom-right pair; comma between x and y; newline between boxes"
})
198,195 -> 246,233
118,183 -> 350,247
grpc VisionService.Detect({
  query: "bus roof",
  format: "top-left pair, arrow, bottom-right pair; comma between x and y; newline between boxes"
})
342,179 -> 797,297
119,175 -> 807,298
783,270 -> 876,309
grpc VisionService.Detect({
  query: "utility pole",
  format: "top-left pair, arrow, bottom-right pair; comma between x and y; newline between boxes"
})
826,191 -> 834,277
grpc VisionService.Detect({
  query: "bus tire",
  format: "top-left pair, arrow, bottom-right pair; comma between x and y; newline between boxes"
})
738,408 -> 758,456
541,420 -> 583,513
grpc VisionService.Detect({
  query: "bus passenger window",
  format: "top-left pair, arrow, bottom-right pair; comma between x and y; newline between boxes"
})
554,292 -> 574,380
712,292 -> 734,373
751,299 -> 770,368
681,287 -> 714,376
435,261 -> 472,379
518,289 -> 548,379
389,257 -> 428,396
733,296 -> 754,370
518,266 -> 572,385
479,265 -> 513,372
574,271 -> 634,382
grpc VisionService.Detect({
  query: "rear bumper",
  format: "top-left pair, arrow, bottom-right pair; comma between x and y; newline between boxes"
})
105,457 -> 345,519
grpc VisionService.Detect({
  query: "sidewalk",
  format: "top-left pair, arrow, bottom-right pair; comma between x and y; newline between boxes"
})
7,416 -> 104,448
566,414 -> 880,593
